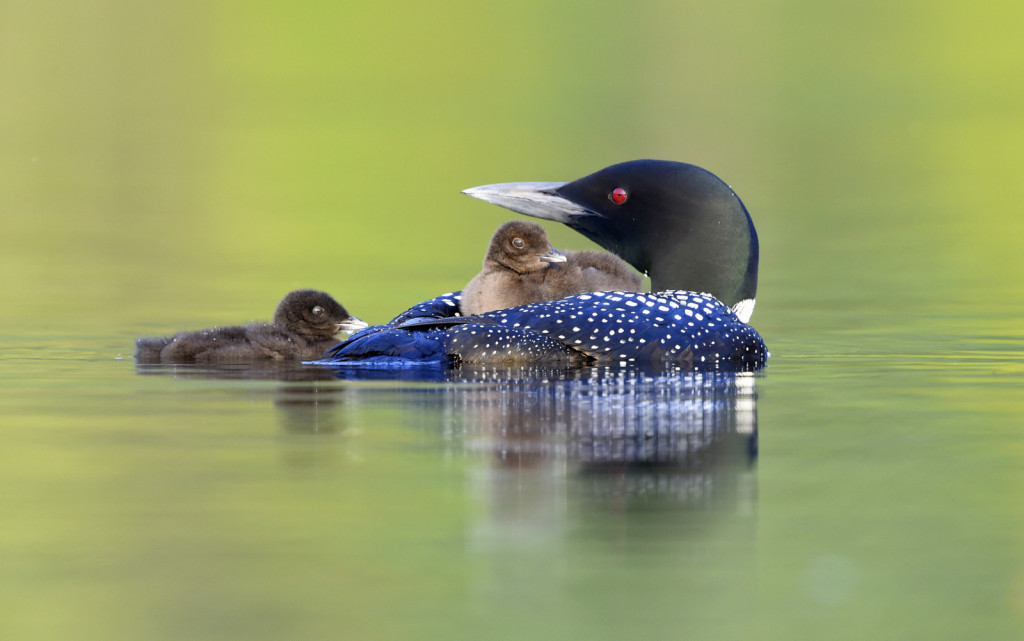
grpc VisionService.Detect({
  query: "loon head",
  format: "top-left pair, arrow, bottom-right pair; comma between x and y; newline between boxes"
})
273,289 -> 368,339
462,160 -> 758,311
484,220 -> 566,273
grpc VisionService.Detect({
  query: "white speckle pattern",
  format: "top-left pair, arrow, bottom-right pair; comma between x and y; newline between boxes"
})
327,290 -> 767,372
466,290 -> 766,370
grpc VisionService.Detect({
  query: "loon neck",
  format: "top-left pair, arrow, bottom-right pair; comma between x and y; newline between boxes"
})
642,189 -> 759,304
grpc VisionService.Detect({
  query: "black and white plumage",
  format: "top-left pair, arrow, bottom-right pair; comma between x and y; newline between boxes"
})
136,289 -> 367,363
485,290 -> 763,367
319,160 -> 767,372
321,289 -> 765,371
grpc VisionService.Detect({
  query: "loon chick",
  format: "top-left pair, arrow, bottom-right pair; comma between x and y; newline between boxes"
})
136,289 -> 367,363
461,221 -> 642,314
461,221 -> 568,314
321,160 -> 765,371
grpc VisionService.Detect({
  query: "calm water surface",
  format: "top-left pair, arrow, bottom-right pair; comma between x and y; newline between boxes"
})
2,314 -> 1022,640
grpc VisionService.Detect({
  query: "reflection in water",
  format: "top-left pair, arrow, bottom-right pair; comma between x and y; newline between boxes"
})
272,385 -> 347,435
135,361 -> 347,435
422,367 -> 760,613
135,362 -> 758,507
135,360 -> 759,620
134,361 -> 339,382
448,366 -> 757,465
434,367 -> 758,526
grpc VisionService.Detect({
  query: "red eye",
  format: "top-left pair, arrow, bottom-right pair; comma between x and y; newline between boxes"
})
609,187 -> 628,204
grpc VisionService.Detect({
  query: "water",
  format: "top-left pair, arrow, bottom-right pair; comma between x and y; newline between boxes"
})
3,325 -> 1021,639
3,1 -> 1024,639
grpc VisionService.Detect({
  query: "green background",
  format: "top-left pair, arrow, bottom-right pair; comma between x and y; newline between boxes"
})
6,1 -> 1020,332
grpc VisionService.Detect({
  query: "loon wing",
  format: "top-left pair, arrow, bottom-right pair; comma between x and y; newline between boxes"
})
475,290 -> 764,368
396,315 -> 499,330
316,290 -> 766,371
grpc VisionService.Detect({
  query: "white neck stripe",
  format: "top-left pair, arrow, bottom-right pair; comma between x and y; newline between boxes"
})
731,298 -> 755,323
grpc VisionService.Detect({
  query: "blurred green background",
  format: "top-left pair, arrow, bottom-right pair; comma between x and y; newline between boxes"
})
4,0 -> 1020,335
2,1 -> 1023,640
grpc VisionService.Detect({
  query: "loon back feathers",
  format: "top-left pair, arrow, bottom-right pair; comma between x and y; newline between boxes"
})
321,290 -> 766,371
481,290 -> 761,366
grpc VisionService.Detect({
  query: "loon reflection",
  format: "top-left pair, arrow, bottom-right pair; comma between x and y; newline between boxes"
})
448,367 -> 757,513
439,367 -> 757,467
137,363 -> 756,461
336,365 -> 759,507
135,362 -> 757,503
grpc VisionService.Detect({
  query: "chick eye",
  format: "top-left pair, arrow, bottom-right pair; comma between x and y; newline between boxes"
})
609,187 -> 628,204
511,237 -> 525,249
312,306 -> 325,317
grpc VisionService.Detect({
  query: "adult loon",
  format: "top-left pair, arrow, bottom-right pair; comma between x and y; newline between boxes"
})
136,289 -> 367,363
461,220 -> 642,314
319,160 -> 766,371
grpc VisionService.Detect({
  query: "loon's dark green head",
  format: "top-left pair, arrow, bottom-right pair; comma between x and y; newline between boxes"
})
462,160 -> 759,321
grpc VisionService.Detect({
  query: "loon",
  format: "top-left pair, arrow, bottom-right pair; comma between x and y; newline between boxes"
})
136,289 -> 367,363
319,160 -> 765,371
461,220 -> 569,314
461,220 -> 642,314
